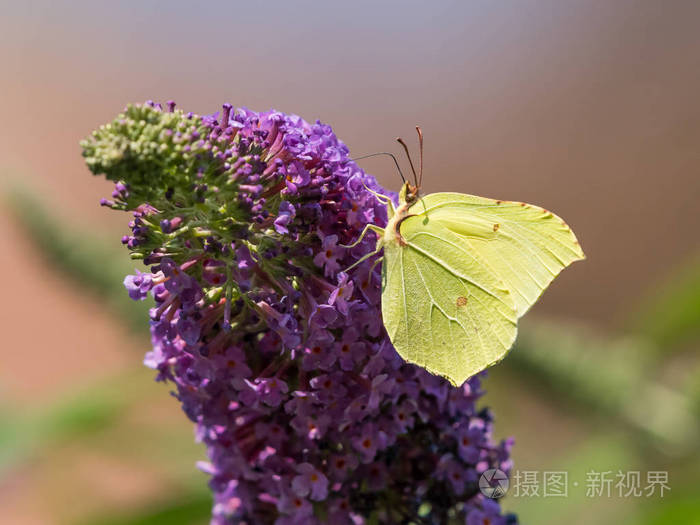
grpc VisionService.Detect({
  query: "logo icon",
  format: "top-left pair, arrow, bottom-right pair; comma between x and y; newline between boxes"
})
479,468 -> 509,498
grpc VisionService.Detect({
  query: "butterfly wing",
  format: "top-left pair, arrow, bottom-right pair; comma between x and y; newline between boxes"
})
410,193 -> 585,317
381,217 -> 517,386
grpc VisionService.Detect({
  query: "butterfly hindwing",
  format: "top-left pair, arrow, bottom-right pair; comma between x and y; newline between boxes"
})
381,216 -> 518,386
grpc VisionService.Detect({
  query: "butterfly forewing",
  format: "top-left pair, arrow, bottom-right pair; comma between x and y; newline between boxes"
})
381,216 -> 517,386
410,193 -> 585,317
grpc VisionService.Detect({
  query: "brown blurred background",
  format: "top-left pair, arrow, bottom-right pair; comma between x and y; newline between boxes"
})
1,1 -> 699,524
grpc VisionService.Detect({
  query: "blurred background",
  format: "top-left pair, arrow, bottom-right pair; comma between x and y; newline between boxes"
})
1,1 -> 699,523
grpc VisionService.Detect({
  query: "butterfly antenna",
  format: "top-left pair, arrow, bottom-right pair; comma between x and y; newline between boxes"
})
416,126 -> 423,188
396,136 -> 419,188
350,152 -> 406,184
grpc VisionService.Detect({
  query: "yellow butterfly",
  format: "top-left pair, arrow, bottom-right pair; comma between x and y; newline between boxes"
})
348,128 -> 585,385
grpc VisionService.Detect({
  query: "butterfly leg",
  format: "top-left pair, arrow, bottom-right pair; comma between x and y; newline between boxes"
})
340,223 -> 385,249
368,254 -> 383,275
361,183 -> 393,204
342,248 -> 383,273
361,183 -> 396,216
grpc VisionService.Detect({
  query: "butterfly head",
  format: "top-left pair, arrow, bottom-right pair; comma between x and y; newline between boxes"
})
399,181 -> 420,206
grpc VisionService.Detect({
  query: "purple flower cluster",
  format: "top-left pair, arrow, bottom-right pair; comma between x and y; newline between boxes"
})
83,102 -> 517,524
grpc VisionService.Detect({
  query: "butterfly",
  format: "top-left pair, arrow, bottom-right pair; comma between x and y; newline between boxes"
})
348,128 -> 585,386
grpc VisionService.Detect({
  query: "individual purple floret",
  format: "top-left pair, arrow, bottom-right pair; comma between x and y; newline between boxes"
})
465,497 -> 508,525
83,101 -> 518,524
123,270 -> 153,300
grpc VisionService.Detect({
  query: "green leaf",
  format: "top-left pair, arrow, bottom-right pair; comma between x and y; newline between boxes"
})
637,496 -> 700,525
4,185 -> 151,335
76,490 -> 211,525
507,320 -> 699,454
631,253 -> 700,351
0,370 -> 142,474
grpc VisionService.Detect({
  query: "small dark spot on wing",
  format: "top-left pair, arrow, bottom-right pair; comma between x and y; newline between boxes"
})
493,223 -> 500,232
456,296 -> 468,307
